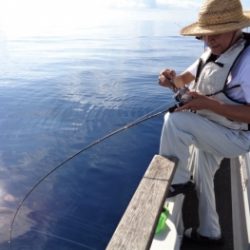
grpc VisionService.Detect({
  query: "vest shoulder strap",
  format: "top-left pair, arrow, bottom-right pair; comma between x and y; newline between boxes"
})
243,32 -> 250,45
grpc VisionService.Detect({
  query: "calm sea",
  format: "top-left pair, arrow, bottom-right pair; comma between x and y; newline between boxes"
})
0,20 -> 202,249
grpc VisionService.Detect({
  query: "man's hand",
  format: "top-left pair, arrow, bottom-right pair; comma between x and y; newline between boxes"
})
175,92 -> 215,111
158,69 -> 177,90
175,91 -> 250,124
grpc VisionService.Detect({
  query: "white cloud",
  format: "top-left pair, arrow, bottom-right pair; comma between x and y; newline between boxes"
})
156,0 -> 200,8
102,0 -> 248,11
102,0 -> 155,9
105,0 -> 200,9
0,0 -> 201,38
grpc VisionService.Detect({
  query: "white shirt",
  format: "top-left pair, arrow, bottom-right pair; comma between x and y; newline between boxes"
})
186,47 -> 250,104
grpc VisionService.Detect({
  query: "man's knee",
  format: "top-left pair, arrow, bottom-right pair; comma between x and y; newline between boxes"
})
164,112 -> 192,129
164,112 -> 181,124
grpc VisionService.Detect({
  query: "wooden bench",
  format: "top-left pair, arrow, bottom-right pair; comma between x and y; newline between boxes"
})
106,155 -> 177,250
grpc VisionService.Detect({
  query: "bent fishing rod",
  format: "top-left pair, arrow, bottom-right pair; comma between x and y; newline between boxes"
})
9,87 -> 189,245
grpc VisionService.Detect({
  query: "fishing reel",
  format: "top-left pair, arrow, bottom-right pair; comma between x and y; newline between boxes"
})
169,86 -> 192,113
174,86 -> 192,104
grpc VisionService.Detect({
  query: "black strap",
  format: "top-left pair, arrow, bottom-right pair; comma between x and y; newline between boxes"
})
243,32 -> 250,44
195,53 -> 221,83
195,58 -> 203,83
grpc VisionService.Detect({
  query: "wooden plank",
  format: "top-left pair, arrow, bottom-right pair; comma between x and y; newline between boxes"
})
106,155 -> 177,250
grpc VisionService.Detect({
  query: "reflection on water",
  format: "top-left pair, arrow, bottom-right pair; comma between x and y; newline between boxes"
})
0,20 -> 202,249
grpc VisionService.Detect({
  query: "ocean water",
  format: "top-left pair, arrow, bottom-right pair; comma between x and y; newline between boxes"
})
0,20 -> 202,250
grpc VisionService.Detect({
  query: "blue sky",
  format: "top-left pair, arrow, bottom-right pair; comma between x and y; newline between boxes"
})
1,0 -> 250,37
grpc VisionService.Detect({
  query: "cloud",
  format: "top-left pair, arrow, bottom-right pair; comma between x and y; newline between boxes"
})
105,0 -> 200,9
156,0 -> 200,9
104,0 -> 156,9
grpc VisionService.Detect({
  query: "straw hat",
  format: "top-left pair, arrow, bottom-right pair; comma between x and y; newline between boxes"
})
181,0 -> 250,36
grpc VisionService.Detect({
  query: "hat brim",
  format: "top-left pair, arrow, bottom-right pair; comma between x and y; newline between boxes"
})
181,13 -> 250,36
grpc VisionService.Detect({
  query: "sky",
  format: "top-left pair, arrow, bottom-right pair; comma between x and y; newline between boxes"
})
0,0 -> 250,37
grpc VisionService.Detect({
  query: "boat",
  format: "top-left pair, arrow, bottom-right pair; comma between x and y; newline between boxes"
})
107,151 -> 250,250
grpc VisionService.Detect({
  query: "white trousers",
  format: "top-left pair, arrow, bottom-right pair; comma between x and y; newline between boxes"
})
159,111 -> 250,238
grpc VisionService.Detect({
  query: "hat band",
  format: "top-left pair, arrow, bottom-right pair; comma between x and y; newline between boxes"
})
199,20 -> 241,27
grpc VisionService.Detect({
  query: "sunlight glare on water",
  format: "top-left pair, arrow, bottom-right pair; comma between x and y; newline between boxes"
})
0,0 -> 122,38
0,0 -> 199,38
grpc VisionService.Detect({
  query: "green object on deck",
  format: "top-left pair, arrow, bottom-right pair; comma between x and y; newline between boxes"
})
155,207 -> 169,234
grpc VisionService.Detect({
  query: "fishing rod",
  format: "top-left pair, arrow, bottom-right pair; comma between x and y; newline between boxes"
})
9,87 -> 189,245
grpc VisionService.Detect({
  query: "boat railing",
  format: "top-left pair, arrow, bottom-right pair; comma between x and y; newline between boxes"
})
106,155 -> 177,250
231,152 -> 250,250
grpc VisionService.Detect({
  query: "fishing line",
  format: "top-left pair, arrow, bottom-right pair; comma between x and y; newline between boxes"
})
9,100 -> 177,246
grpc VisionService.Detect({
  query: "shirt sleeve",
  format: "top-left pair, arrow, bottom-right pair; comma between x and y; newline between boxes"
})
231,47 -> 250,103
239,65 -> 250,103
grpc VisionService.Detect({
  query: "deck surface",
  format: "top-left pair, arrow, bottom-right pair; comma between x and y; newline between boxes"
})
181,158 -> 233,250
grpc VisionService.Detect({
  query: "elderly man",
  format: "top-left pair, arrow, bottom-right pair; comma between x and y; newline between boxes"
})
158,0 -> 250,245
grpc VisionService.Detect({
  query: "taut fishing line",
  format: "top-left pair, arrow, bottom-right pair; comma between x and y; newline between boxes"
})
9,99 -> 180,246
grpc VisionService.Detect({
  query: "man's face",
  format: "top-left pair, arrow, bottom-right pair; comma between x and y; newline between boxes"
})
203,31 -> 236,55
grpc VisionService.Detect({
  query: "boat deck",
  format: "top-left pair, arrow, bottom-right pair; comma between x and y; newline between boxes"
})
181,158 -> 233,250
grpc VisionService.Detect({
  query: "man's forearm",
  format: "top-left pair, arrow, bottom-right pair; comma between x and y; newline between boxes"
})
210,101 -> 250,123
